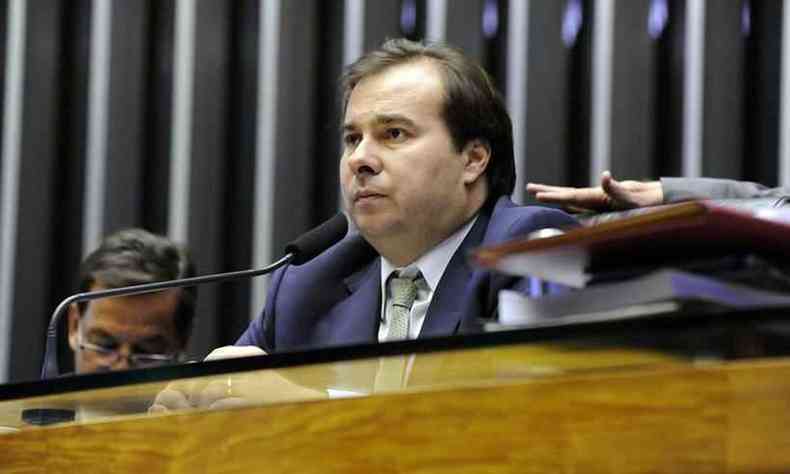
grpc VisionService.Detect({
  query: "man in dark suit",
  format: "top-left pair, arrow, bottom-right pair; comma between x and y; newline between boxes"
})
149,38 -> 576,411
234,38 -> 576,352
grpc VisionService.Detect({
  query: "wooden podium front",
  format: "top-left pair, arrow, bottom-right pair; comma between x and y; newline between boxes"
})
2,319 -> 790,473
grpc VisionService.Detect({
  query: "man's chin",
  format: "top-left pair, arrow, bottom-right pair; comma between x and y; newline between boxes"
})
352,216 -> 400,240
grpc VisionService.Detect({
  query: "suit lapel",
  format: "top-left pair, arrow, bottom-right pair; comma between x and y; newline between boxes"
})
419,207 -> 492,338
315,259 -> 381,345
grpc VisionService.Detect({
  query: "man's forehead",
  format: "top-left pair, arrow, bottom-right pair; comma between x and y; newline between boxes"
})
344,61 -> 445,124
82,289 -> 180,328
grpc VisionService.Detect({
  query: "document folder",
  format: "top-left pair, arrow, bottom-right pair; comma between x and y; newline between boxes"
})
472,201 -> 790,287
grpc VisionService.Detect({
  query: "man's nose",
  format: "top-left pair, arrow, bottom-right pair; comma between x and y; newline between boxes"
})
112,345 -> 133,370
346,138 -> 382,177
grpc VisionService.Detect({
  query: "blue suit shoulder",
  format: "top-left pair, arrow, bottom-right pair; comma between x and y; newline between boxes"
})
236,230 -> 376,350
483,196 -> 578,245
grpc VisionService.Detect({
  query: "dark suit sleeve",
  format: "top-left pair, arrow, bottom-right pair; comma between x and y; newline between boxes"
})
235,265 -> 289,351
518,206 -> 579,232
661,177 -> 790,202
235,310 -> 267,348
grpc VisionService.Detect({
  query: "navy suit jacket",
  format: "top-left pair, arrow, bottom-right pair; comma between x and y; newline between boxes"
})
236,196 -> 577,352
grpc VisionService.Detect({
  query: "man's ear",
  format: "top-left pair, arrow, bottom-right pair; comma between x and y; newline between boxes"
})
67,304 -> 80,351
461,139 -> 491,184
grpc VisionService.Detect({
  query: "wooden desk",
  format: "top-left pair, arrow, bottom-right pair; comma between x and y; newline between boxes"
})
1,343 -> 788,473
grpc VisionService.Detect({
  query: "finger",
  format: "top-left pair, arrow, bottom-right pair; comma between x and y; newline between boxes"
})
600,172 -> 638,208
197,379 -> 237,407
148,403 -> 170,414
534,188 -> 604,206
600,170 -> 624,195
151,387 -> 193,411
531,189 -> 580,202
601,170 -> 633,202
526,183 -> 574,195
158,378 -> 211,408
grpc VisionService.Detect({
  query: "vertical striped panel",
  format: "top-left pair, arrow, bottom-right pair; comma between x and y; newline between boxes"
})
6,0 -> 65,381
269,1 -> 319,263
521,1 -> 577,191
506,0 -> 529,203
340,0 -> 365,212
608,0 -> 657,179
426,0 -> 447,42
700,2 -> 743,178
168,0 -> 196,242
53,1 -> 93,375
82,0 -> 112,255
780,0 -> 790,186
590,0 -> 614,184
653,0 -> 683,177
344,0 -> 365,65
312,2 -> 346,224
742,0 -> 781,186
682,0 -> 705,178
102,1 -> 149,233
0,0 -> 26,383
251,0 -> 280,321
362,1 -> 402,52
220,0 -> 259,342
142,0 -> 176,235
185,0 -> 234,355
445,1 -> 487,77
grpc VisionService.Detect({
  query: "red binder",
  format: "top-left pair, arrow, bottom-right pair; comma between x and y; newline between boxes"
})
471,201 -> 790,287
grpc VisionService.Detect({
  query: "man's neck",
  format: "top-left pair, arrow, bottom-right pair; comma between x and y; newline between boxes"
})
374,235 -> 440,268
366,186 -> 490,265
373,207 -> 484,267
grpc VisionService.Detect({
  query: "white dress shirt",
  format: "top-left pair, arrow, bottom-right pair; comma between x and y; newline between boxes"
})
378,217 -> 477,341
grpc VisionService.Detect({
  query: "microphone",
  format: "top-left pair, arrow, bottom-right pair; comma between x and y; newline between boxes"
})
285,211 -> 350,264
40,213 -> 349,379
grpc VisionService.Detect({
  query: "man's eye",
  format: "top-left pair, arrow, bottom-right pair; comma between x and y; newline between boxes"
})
133,345 -> 168,355
386,128 -> 405,140
343,133 -> 361,146
90,339 -> 118,351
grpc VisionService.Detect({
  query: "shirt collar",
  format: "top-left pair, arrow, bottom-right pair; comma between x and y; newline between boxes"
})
380,216 -> 478,292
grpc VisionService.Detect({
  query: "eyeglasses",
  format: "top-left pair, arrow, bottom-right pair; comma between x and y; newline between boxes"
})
77,323 -> 182,368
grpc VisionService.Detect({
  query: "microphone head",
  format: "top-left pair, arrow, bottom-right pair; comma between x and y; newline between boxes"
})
285,214 -> 349,265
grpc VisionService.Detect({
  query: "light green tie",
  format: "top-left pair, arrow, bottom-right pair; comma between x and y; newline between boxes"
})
387,272 -> 419,341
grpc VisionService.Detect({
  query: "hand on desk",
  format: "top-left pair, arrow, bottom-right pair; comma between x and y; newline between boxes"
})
527,171 -> 663,212
148,345 -> 326,413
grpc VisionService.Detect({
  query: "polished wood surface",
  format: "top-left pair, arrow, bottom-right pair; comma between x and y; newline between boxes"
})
2,346 -> 789,472
0,343 -> 680,428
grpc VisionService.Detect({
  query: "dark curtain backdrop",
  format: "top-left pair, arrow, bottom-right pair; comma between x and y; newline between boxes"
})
0,0 -> 780,382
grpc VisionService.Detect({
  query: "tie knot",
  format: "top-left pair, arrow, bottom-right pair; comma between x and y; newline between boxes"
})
389,274 -> 419,309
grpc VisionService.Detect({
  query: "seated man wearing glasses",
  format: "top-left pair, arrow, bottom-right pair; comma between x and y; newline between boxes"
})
66,229 -> 196,374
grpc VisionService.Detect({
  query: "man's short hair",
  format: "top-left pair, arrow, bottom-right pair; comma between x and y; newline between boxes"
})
77,228 -> 197,344
340,38 -> 516,202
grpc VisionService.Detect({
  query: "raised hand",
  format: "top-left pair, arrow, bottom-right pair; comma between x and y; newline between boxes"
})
526,171 -> 664,212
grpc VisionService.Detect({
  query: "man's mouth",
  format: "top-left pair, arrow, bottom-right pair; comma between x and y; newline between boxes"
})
354,190 -> 385,202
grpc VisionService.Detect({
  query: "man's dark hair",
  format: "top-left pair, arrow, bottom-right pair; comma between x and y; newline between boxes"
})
340,38 -> 516,202
77,228 -> 197,345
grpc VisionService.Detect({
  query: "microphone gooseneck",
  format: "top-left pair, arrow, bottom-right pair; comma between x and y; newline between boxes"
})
285,213 -> 348,264
41,213 -> 349,379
